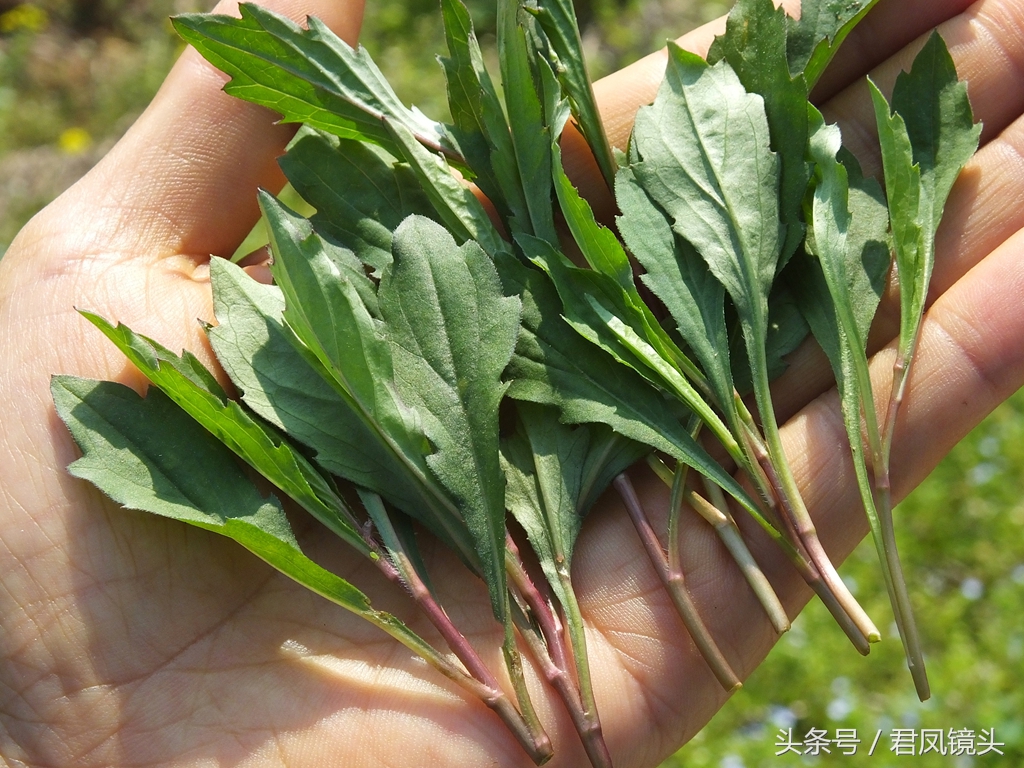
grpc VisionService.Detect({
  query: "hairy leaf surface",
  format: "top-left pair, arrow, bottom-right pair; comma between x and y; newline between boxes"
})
381,216 -> 521,622
631,45 -> 781,377
261,193 -> 479,562
708,0 -> 808,264
207,259 -> 425,515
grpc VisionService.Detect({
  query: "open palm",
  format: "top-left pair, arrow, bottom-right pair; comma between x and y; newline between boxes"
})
3,0 -> 1024,765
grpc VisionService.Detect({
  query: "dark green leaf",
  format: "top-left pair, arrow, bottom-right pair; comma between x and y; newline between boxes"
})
499,0 -> 558,243
796,108 -> 889,364
440,0 -> 528,226
504,403 -> 643,576
384,119 -> 509,257
207,258 -> 425,516
52,375 -> 440,660
75,314 -> 367,555
786,0 -> 881,86
381,216 -> 521,622
260,193 -> 480,562
616,165 -> 734,413
280,129 -> 438,278
173,4 -> 458,161
503,405 -> 588,578
497,255 -> 761,519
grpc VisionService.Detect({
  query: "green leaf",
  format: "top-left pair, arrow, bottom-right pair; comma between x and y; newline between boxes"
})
795,108 -> 890,367
384,119 -> 509,257
616,165 -> 734,414
438,0 -> 520,225
515,234 -> 700,410
172,4 -> 458,161
439,0 -> 528,227
501,403 -> 638,565
52,375 -> 441,665
75,314 -> 367,555
206,258 -> 426,517
504,403 -> 644,579
527,0 -> 616,187
630,45 -> 781,383
794,107 -> 930,698
498,0 -> 558,243
280,129 -> 438,278
870,32 -> 980,358
553,149 -> 634,290
786,0 -> 882,86
380,216 -> 521,622
54,375 -> 295,543
548,148 -> 714,401
497,255 -> 761,520
503,407 -> 586,579
707,0 -> 809,265
259,193 -> 479,563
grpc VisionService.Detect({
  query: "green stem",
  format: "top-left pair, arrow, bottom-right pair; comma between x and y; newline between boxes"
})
739,364 -> 880,648
696,480 -> 791,635
505,545 -> 613,768
862,335 -> 929,700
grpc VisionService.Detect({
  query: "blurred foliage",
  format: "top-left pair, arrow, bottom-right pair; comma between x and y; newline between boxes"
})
0,0 -> 212,250
1,2 -> 1022,765
361,0 -> 728,120
1,0 -> 724,252
0,0 -> 207,153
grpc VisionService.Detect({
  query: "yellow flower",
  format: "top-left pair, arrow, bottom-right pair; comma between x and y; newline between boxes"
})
58,127 -> 92,156
0,4 -> 49,35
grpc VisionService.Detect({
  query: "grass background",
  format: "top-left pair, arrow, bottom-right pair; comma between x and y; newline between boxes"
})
1,1 -> 1021,765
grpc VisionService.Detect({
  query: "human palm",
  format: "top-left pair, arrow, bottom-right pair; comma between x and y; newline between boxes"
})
3,0 -> 1024,765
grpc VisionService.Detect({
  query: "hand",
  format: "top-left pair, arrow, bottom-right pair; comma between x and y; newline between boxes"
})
2,0 -> 1022,765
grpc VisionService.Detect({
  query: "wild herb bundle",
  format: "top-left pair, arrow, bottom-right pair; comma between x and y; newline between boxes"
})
51,0 -> 980,764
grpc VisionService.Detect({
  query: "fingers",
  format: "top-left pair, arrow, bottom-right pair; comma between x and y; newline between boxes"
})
810,0 -> 976,101
32,0 -> 365,263
772,0 -> 1024,419
825,0 -> 1024,177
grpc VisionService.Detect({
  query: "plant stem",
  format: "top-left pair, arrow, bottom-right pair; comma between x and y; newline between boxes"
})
366,499 -> 553,765
614,472 -> 742,691
506,540 -> 613,768
864,338 -> 930,700
737,395 -> 879,650
696,479 -> 791,635
645,453 -> 790,635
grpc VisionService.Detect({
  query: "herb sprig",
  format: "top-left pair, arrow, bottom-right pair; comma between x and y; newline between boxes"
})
53,0 -> 980,764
